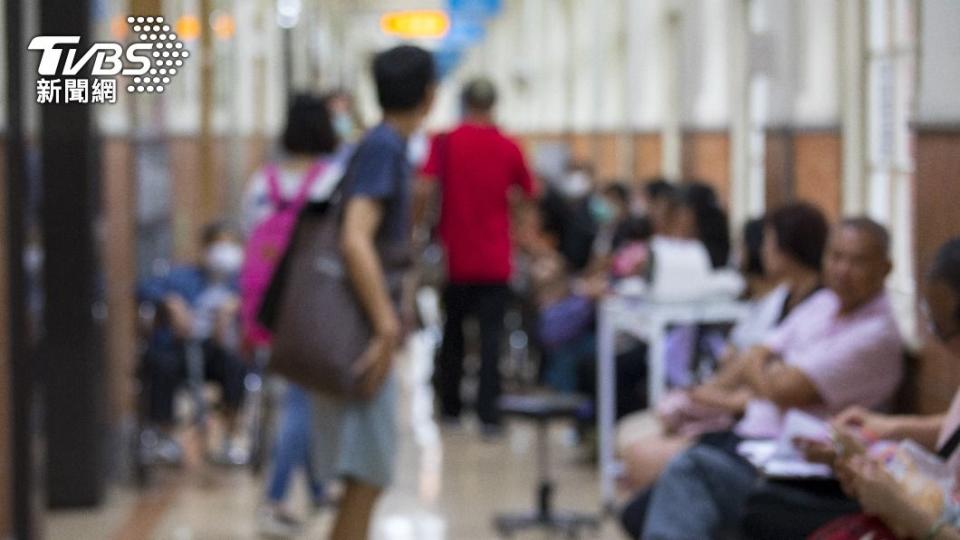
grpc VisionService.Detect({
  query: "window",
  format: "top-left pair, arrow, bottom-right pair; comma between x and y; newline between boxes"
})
865,0 -> 918,333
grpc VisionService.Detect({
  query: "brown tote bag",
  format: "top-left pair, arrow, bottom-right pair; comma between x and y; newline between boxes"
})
263,186 -> 410,400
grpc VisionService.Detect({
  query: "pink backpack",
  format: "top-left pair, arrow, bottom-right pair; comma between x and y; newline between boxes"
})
240,161 -> 327,347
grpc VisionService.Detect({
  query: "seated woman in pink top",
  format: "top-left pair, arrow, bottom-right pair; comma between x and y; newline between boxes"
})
619,203 -> 829,491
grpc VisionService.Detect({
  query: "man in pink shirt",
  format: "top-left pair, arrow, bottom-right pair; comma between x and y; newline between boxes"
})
739,236 -> 960,539
735,280 -> 903,439
623,218 -> 905,540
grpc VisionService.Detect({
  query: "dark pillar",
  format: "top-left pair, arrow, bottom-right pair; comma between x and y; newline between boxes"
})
40,0 -> 107,508
5,0 -> 40,535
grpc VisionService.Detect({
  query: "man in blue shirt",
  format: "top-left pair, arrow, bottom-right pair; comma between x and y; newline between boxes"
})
313,45 -> 436,540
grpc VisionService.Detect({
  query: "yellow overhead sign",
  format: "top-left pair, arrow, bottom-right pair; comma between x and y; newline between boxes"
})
380,10 -> 449,39
176,15 -> 201,41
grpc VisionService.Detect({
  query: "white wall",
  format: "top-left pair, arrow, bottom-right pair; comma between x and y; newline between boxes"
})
683,0 -> 731,129
791,0 -> 839,126
627,0 -> 668,130
73,0 -> 960,142
917,0 -> 960,123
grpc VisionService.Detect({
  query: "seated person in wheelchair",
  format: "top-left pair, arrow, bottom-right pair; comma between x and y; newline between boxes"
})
137,221 -> 249,463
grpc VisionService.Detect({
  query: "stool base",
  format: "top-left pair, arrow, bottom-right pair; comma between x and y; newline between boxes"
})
494,510 -> 600,539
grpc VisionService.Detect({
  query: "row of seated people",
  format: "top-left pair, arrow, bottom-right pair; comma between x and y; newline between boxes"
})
520,175 -> 775,424
515,172 -> 960,538
613,215 -> 960,539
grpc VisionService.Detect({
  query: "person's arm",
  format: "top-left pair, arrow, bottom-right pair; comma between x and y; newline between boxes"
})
741,350 -> 822,410
834,405 -> 946,451
688,385 -> 752,414
756,318 -> 905,416
138,271 -> 194,339
697,345 -> 769,392
341,197 -> 401,397
686,347 -> 768,413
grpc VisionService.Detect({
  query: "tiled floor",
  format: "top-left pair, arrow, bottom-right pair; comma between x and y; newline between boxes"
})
47,335 -> 626,539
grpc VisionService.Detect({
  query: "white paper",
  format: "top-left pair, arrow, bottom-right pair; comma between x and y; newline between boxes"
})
736,410 -> 834,479
774,409 -> 832,460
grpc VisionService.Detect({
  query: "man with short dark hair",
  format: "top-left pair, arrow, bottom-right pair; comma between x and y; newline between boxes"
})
321,44 -> 436,540
417,77 -> 536,435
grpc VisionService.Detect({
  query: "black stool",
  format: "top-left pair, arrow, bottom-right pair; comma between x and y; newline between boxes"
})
494,393 -> 600,539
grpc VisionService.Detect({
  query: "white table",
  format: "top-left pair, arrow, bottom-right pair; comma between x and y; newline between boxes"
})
596,294 -> 749,513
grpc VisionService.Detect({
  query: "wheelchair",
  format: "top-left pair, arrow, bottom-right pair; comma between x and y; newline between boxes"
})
130,298 -> 276,485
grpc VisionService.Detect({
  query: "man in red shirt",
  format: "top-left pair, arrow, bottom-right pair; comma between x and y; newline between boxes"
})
417,78 -> 536,434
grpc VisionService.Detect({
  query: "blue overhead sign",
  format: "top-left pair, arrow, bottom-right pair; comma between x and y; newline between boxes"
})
443,16 -> 486,47
433,0 -> 502,79
448,0 -> 502,19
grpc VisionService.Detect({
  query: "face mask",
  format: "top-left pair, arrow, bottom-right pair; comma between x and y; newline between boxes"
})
333,113 -> 354,142
206,242 -> 244,277
559,171 -> 591,199
590,195 -> 615,224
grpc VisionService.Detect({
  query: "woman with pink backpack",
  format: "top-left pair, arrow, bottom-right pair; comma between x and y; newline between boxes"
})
239,93 -> 350,537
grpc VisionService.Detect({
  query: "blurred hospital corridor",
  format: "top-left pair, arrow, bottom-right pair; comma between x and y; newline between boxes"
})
5,0 -> 960,539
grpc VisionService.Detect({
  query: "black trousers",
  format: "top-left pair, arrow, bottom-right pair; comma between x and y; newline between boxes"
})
740,479 -> 860,540
141,339 -> 247,425
436,282 -> 509,425
620,429 -> 858,540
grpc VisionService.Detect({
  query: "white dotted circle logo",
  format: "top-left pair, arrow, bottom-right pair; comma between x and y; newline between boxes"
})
125,16 -> 189,94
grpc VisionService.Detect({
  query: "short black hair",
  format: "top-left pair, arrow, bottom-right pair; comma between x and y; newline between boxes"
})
373,45 -> 436,112
282,94 -> 338,155
462,77 -> 497,111
839,217 -> 891,258
766,202 -> 829,271
620,216 -> 653,243
200,221 -> 238,247
602,182 -> 630,207
644,177 -> 675,201
929,237 -> 960,302
742,217 -> 766,276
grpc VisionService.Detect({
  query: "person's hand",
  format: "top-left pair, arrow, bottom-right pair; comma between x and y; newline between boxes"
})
164,295 -> 194,339
834,454 -> 858,497
212,294 -> 241,346
793,436 -> 837,465
833,405 -> 898,441
830,425 -> 869,459
352,330 -> 400,399
848,455 -> 934,539
573,274 -> 609,300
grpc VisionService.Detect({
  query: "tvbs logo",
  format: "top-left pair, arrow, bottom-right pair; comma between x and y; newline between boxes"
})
28,16 -> 189,104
